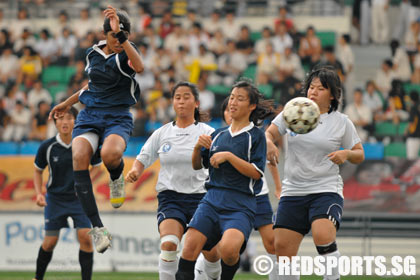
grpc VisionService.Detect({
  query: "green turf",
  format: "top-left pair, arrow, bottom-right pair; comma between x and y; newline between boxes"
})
1,271 -> 419,280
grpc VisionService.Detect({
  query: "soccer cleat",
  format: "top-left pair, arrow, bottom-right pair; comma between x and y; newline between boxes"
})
109,174 -> 125,208
89,227 -> 112,253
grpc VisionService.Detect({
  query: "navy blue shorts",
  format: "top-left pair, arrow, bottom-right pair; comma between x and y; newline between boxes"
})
254,194 -> 274,230
73,107 -> 133,147
44,194 -> 91,231
157,190 -> 205,230
274,192 -> 343,235
189,199 -> 255,253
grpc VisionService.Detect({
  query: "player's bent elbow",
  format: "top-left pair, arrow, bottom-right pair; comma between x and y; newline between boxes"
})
134,65 -> 144,73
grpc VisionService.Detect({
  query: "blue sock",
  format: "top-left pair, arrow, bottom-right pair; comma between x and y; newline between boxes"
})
74,170 -> 103,228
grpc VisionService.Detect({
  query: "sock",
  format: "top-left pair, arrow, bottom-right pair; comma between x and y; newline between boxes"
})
74,170 -> 103,228
194,254 -> 207,280
204,257 -> 221,280
175,257 -> 196,280
79,250 -> 93,280
220,259 -> 240,280
107,160 -> 124,181
35,246 -> 53,280
268,254 -> 278,280
322,250 -> 340,280
159,257 -> 178,280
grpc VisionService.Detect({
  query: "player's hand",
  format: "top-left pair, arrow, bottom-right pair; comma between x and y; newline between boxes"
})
48,101 -> 71,120
274,181 -> 282,200
125,168 -> 140,183
266,140 -> 279,166
36,194 -> 47,207
195,135 -> 212,150
327,149 -> 349,165
210,152 -> 230,168
104,5 -> 120,33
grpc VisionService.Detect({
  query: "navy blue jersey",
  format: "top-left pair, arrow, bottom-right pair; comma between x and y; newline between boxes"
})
201,123 -> 266,196
34,135 -> 101,200
80,40 -> 140,109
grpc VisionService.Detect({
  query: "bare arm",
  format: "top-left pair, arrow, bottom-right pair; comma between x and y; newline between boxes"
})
192,135 -> 212,170
267,163 -> 282,199
34,169 -> 46,207
125,159 -> 146,183
48,84 -> 88,120
265,123 -> 282,165
328,142 -> 365,165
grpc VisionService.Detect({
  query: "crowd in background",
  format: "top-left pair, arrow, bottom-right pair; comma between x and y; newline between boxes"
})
0,0 -> 419,159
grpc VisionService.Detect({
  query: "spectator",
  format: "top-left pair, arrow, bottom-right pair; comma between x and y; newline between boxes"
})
222,9 -> 240,40
0,29 -> 12,55
406,90 -> 420,159
298,26 -> 322,69
73,8 -> 97,39
337,34 -> 355,102
13,28 -> 36,56
134,4 -> 152,35
17,46 -> 42,88
51,10 -> 72,38
182,8 -> 198,31
197,77 -> 215,116
257,43 -> 281,77
278,46 -> 305,80
236,25 -> 255,64
272,21 -> 293,55
27,80 -> 52,113
2,100 -> 31,142
173,46 -> 192,81
363,80 -> 385,120
164,23 -> 187,55
0,46 -> 19,85
74,31 -> 97,62
204,9 -> 223,35
322,46 -> 346,84
344,88 -> 373,142
28,100 -> 50,141
375,59 -> 396,97
255,26 -> 273,55
371,0 -> 389,44
56,27 -> 78,65
390,39 -> 412,82
274,5 -> 294,34
34,28 -> 58,66
188,22 -> 209,57
158,10 -> 175,39
143,25 -> 162,50
384,79 -> 409,123
404,21 -> 419,56
411,41 -> 420,84
3,82 -> 26,115
208,29 -> 226,57
10,7 -> 31,41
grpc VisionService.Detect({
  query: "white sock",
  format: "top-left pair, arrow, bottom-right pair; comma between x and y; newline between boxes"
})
322,250 -> 340,280
159,257 -> 178,280
194,253 -> 207,280
268,254 -> 278,280
203,256 -> 221,280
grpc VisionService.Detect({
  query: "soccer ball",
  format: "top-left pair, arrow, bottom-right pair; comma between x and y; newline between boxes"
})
283,97 -> 320,134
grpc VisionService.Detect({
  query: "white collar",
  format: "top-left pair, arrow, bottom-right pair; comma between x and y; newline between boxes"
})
56,134 -> 72,149
92,40 -> 116,59
228,122 -> 254,137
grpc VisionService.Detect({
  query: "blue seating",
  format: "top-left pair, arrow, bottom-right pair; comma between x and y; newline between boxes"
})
0,142 -> 20,155
20,141 -> 41,155
363,143 -> 384,160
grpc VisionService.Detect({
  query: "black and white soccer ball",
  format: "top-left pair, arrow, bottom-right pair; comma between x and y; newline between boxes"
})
283,97 -> 320,134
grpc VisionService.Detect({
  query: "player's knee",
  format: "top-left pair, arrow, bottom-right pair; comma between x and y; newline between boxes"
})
101,149 -> 123,167
262,235 -> 275,254
42,241 -> 57,252
160,235 -> 179,261
72,150 -> 90,168
220,246 -> 239,265
316,241 -> 337,255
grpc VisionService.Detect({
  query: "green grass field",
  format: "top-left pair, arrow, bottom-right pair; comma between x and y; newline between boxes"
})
1,271 -> 419,280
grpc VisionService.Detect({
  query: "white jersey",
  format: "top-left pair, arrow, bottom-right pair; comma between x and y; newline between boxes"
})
136,121 -> 214,194
272,111 -> 360,198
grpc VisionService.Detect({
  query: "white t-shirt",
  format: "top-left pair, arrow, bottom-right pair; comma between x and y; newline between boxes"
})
272,111 -> 361,198
136,121 -> 214,194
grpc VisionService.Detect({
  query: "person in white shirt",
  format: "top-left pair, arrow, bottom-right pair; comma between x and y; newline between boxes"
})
3,100 -> 31,142
371,0 -> 389,44
255,27 -> 274,55
27,80 -> 52,113
390,39 -> 412,82
363,80 -> 385,119
337,34 -> 355,103
271,22 -> 293,55
375,59 -> 396,97
126,82 -> 221,280
0,46 -> 19,85
164,24 -> 188,55
344,88 -> 373,142
266,66 -> 365,280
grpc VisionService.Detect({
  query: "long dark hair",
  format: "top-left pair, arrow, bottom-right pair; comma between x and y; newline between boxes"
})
229,79 -> 274,126
171,81 -> 209,122
303,65 -> 342,113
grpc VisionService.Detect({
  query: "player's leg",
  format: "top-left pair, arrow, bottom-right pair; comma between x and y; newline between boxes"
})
77,228 -> 94,280
34,233 -> 59,280
258,224 -> 278,280
101,134 -> 126,208
158,219 -> 184,280
176,228 -> 208,280
200,245 -> 221,280
310,193 -> 343,280
218,229 -> 244,280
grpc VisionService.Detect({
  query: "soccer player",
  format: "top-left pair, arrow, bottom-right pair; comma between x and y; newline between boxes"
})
33,107 -> 101,280
176,80 -> 274,280
125,82 -> 220,280
265,66 -> 365,280
49,5 -> 144,253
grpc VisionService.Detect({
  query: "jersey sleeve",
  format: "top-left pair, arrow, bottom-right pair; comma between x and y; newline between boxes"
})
136,128 -> 161,169
117,42 -> 139,76
34,141 -> 48,170
271,111 -> 288,135
341,116 -> 361,149
250,129 -> 267,176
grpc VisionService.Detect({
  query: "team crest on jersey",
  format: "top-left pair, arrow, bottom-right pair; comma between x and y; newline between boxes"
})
162,143 -> 171,152
53,156 -> 59,162
288,130 -> 297,137
211,145 -> 218,152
